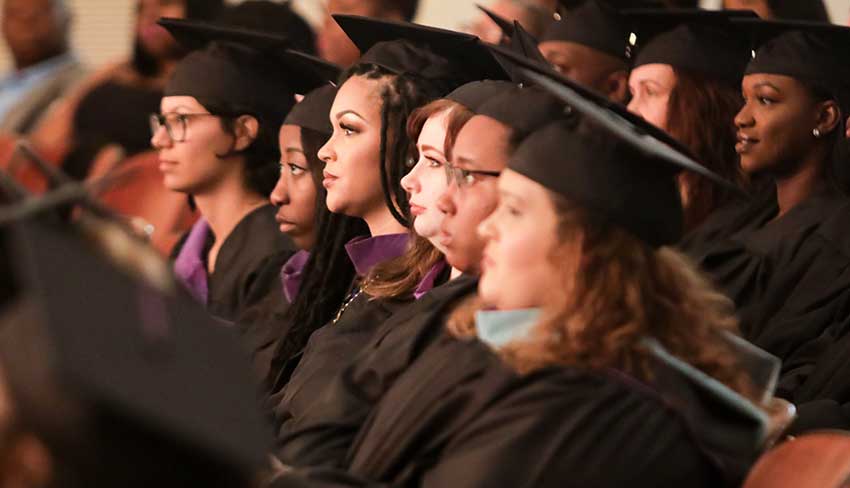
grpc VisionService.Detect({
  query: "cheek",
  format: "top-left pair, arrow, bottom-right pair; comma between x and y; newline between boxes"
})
293,179 -> 318,219
644,97 -> 670,131
419,169 -> 448,207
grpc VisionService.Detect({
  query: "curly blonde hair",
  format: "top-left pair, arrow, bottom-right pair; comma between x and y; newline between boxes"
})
448,190 -> 756,400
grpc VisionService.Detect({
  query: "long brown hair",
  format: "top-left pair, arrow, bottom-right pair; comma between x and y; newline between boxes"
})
364,99 -> 467,299
666,68 -> 748,230
448,191 -> 756,400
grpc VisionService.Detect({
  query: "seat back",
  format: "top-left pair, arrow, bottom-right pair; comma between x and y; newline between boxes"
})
743,431 -> 850,488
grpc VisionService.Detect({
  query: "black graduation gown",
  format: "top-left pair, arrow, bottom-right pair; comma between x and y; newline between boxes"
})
171,204 -> 296,323
269,286 -> 415,444
682,189 -> 850,395
269,322 -> 762,488
275,275 -> 479,468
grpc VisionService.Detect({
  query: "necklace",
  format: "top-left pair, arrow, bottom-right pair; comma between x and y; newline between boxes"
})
332,286 -> 365,325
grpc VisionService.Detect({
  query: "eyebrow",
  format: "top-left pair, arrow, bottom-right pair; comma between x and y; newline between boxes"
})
285,147 -> 306,155
418,143 -> 445,155
453,155 -> 481,169
334,109 -> 366,121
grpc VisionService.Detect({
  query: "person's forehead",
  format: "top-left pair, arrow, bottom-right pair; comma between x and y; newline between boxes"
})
328,0 -> 379,15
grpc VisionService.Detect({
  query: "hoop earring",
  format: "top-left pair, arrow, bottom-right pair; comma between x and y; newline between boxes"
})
813,128 -> 822,138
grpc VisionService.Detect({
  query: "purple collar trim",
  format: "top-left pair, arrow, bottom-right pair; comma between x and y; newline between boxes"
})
414,259 -> 447,300
280,250 -> 310,303
173,218 -> 211,304
344,233 -> 409,277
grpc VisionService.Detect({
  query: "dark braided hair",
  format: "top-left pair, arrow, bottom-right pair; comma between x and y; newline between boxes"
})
267,64 -> 463,391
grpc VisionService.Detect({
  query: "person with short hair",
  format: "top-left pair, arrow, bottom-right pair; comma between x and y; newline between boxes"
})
0,0 -> 85,134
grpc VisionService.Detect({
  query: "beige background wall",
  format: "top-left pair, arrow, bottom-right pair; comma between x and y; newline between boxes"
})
0,0 -> 848,73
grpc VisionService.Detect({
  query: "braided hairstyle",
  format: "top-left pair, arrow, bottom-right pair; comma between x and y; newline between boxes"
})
268,64 -> 464,390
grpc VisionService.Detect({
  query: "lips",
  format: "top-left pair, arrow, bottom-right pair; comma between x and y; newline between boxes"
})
158,160 -> 177,172
409,203 -> 426,216
322,170 -> 338,189
735,133 -> 759,154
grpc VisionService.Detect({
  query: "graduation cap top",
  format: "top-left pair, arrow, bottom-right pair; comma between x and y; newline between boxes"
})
490,45 -> 740,247
284,84 -> 338,135
333,14 -> 509,83
626,9 -> 759,81
160,18 -> 336,115
0,221 -> 273,474
540,0 -> 634,60
445,80 -> 517,112
734,19 -> 850,111
477,4 -> 516,41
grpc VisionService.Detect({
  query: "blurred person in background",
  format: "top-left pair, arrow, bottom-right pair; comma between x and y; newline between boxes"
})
30,0 -> 224,179
723,0 -> 830,22
0,0 -> 85,135
316,0 -> 420,66
466,0 -> 552,44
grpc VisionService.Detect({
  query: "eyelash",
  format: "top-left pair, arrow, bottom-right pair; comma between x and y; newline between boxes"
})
339,122 -> 357,136
425,156 -> 442,168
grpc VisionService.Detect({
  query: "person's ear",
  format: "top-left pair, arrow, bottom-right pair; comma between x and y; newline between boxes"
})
233,115 -> 260,151
814,100 -> 841,137
604,70 -> 630,104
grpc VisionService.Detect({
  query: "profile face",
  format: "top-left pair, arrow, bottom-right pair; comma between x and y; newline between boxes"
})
477,169 -> 562,311
437,115 -> 511,274
317,75 -> 387,219
271,124 -> 319,250
151,96 -> 239,195
627,63 -> 676,131
401,109 -> 452,251
735,73 -> 831,177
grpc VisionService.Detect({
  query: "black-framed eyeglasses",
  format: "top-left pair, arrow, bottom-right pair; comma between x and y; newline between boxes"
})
444,162 -> 501,188
149,112 -> 219,143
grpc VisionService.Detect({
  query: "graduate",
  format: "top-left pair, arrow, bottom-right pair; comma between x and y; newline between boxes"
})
680,20 -> 850,397
152,19 -> 316,322
269,57 -> 767,488
625,9 -> 754,230
536,0 -> 632,102
266,14 -> 509,437
0,219 -> 271,487
272,81 -> 597,469
240,83 -> 346,388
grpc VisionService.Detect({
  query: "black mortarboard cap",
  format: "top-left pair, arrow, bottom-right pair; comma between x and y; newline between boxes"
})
284,84 -> 337,135
215,0 -> 316,54
445,80 -> 517,112
492,45 -> 739,246
161,18 -> 296,113
333,14 -> 509,82
161,18 -> 339,94
476,85 -> 568,135
541,0 -> 632,60
735,19 -> 850,111
0,221 -> 273,474
477,4 -> 516,42
626,9 -> 758,81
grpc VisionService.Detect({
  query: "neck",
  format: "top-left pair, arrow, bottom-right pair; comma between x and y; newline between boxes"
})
774,148 -> 828,219
193,178 -> 267,245
15,47 -> 66,72
363,206 -> 407,237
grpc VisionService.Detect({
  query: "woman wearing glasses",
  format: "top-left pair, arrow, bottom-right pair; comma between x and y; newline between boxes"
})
150,23 -> 297,322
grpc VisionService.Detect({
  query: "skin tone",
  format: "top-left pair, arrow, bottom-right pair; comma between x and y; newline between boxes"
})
151,95 -> 267,273
270,125 -> 319,251
538,41 -> 629,103
627,63 -> 676,131
436,115 -> 511,275
0,365 -> 53,488
735,73 -> 840,218
136,0 -> 186,63
2,0 -> 69,71
478,169 -> 563,310
467,0 -> 535,44
318,0 -> 405,67
318,75 -> 407,237
723,0 -> 773,18
401,109 -> 452,253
